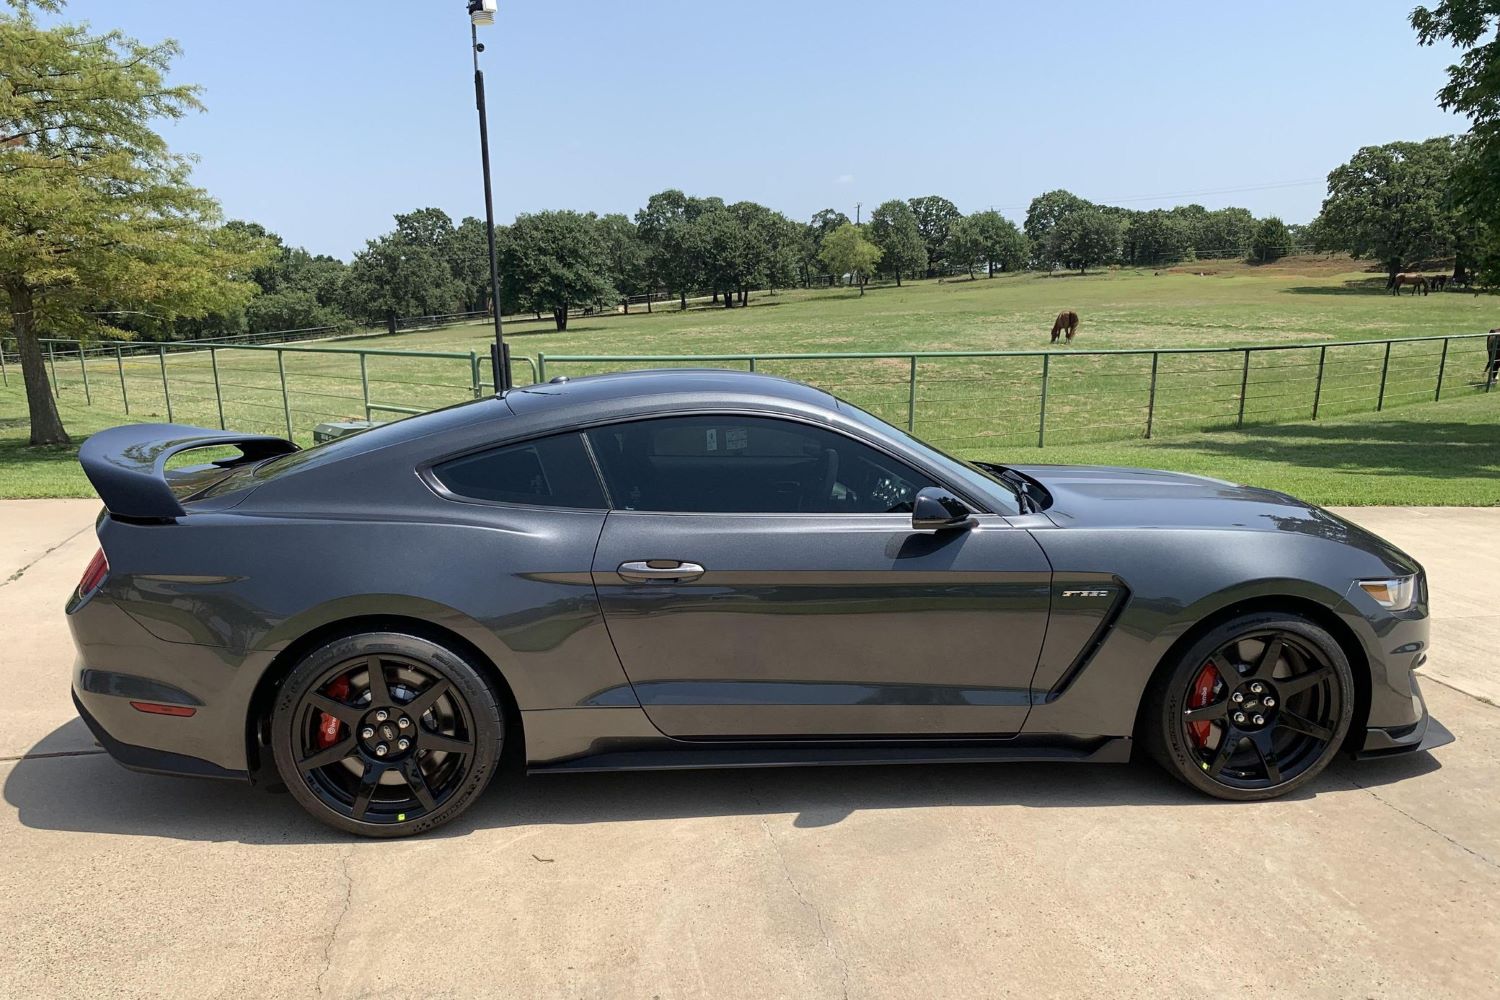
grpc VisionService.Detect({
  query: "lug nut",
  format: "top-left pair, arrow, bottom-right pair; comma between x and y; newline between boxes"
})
397,738 -> 410,751
361,727 -> 374,739
1263,697 -> 1276,708
374,744 -> 388,757
1231,692 -> 1244,704
1252,714 -> 1265,726
1233,712 -> 1247,724
398,717 -> 410,730
375,709 -> 389,722
1250,683 -> 1264,694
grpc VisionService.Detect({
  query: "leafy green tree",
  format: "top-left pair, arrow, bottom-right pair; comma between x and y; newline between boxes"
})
501,210 -> 614,330
1046,209 -> 1122,273
907,195 -> 962,276
1318,137 -> 1460,282
1249,217 -> 1290,263
0,0 -> 270,445
867,200 -> 927,285
449,216 -> 495,314
802,209 -> 850,286
951,211 -> 1028,277
636,189 -> 718,309
597,213 -> 649,313
694,206 -> 754,308
1195,208 -> 1257,259
818,224 -> 882,295
344,212 -> 464,324
1025,189 -> 1093,265
1123,210 -> 1192,267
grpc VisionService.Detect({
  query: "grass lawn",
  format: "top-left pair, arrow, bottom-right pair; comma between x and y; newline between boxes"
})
2,255 -> 1496,503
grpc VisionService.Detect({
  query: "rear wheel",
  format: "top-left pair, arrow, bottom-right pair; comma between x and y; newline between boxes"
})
270,633 -> 501,837
1145,613 -> 1353,800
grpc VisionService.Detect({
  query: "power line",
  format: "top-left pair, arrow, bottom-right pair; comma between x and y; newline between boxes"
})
990,178 -> 1326,213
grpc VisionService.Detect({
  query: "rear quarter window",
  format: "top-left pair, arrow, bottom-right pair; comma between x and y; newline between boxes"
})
430,432 -> 606,509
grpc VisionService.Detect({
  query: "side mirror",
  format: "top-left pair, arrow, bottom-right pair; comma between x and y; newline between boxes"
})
911,487 -> 973,531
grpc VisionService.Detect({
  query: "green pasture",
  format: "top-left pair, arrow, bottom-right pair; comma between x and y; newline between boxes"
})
1,257 -> 1496,503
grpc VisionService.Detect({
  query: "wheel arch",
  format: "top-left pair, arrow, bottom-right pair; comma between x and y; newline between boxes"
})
245,613 -> 523,783
1133,593 -> 1371,752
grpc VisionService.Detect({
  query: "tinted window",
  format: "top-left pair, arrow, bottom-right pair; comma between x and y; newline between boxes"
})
432,433 -> 605,508
586,416 -> 936,514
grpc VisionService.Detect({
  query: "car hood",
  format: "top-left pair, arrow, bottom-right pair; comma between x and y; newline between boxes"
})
1007,464 -> 1420,573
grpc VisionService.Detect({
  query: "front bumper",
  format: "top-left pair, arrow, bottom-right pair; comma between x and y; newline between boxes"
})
1357,674 -> 1454,758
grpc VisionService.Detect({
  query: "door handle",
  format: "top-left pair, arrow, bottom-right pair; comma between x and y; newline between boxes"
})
617,560 -> 705,583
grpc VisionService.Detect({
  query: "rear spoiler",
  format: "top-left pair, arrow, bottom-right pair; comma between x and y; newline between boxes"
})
78,423 -> 298,520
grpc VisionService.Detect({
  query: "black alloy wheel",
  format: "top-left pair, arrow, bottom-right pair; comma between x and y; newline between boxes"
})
271,633 -> 502,837
1146,613 -> 1354,800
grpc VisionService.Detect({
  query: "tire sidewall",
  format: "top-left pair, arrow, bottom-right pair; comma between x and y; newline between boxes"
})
270,632 -> 502,838
1149,613 -> 1354,801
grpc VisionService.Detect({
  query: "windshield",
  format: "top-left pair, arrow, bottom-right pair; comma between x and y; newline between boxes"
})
835,397 -> 1021,515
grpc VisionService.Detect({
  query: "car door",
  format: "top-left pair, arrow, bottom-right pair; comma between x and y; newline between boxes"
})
586,414 -> 1052,739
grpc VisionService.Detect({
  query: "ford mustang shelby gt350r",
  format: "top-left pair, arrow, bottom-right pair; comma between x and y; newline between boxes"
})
67,369 -> 1448,836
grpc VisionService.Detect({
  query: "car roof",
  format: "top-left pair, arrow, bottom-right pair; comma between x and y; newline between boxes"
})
505,368 -> 839,415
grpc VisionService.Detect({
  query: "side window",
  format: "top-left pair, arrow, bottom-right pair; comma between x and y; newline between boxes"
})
585,415 -> 937,514
431,432 -> 605,508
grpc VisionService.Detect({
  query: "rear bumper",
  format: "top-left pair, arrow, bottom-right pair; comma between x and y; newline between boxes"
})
72,689 -> 247,781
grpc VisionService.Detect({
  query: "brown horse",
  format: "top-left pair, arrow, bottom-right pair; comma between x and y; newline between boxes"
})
1050,310 -> 1080,343
1429,274 -> 1449,292
1390,273 -> 1428,296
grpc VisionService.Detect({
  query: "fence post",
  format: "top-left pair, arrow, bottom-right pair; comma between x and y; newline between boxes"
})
467,351 -> 480,399
1236,349 -> 1250,427
116,345 -> 129,415
907,355 -> 918,432
78,341 -> 91,405
277,349 -> 292,438
1312,345 -> 1327,419
1037,354 -> 1050,447
48,341 -> 59,397
0,338 -> 7,386
1376,340 -> 1392,411
537,353 -> 547,383
210,347 -> 225,429
158,344 -> 173,422
748,356 -> 757,373
1435,338 -> 1448,401
1145,351 -> 1159,439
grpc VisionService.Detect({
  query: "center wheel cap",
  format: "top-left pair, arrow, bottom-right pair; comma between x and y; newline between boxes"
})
1230,681 -> 1278,730
358,709 -> 414,759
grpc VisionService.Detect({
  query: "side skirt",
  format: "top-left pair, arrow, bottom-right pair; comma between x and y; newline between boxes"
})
529,735 -> 1132,774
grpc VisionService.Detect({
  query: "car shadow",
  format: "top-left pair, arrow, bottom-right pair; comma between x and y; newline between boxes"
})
3,719 -> 1443,845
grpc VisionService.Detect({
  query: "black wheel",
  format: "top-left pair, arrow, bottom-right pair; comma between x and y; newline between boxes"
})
1144,613 -> 1354,800
270,632 -> 502,837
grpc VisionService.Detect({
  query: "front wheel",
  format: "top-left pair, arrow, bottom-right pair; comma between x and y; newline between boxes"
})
270,633 -> 502,837
1144,613 -> 1354,800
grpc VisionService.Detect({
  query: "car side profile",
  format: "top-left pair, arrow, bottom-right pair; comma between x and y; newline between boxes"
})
66,369 -> 1448,836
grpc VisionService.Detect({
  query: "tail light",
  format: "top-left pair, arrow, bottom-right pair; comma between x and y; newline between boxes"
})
78,547 -> 109,597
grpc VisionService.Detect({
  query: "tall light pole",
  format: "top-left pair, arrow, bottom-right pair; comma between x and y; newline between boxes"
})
467,0 -> 509,391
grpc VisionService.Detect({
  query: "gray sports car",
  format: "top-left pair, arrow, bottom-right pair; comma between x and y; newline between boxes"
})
67,369 -> 1448,836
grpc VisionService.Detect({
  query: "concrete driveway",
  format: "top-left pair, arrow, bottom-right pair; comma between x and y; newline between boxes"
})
1,500 -> 1497,999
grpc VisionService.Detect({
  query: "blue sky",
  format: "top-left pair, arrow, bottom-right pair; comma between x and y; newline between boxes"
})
57,1 -> 1469,259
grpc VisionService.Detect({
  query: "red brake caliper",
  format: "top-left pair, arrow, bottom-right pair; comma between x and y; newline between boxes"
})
1186,662 -> 1219,747
316,674 -> 352,749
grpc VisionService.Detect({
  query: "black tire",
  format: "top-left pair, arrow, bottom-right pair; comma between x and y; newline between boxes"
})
270,632 -> 502,837
1143,612 -> 1354,801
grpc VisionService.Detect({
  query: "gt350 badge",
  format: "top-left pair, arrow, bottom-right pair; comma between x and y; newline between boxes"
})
1062,589 -> 1110,598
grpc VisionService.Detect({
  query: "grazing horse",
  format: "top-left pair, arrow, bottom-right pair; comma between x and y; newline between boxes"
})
1390,273 -> 1428,296
1486,331 -> 1500,387
1050,310 -> 1080,343
1429,274 -> 1449,292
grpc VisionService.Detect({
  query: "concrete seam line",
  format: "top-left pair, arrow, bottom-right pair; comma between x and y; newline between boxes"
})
1343,775 -> 1500,873
0,523 -> 93,589
0,749 -> 107,763
1420,672 -> 1500,709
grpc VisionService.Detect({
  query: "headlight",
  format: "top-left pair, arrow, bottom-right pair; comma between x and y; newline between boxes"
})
1358,576 -> 1417,611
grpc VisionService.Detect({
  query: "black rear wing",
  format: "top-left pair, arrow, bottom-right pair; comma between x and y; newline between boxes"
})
77,424 -> 298,520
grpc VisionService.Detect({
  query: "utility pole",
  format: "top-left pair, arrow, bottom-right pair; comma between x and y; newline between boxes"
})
855,202 -> 861,225
467,0 -> 509,391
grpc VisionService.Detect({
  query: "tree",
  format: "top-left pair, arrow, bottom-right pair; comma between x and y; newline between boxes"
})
818,224 -> 882,295
907,195 -> 962,276
636,189 -> 717,310
867,200 -> 926,285
1025,189 -> 1093,265
802,209 -> 850,286
501,210 -> 614,330
1123,209 -> 1192,267
1249,217 -> 1290,263
1046,209 -> 1122,274
0,1 -> 270,445
344,212 -> 465,324
1318,137 -> 1460,282
597,213 -> 649,313
1195,207 -> 1257,259
951,211 -> 1028,277
449,216 -> 495,314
